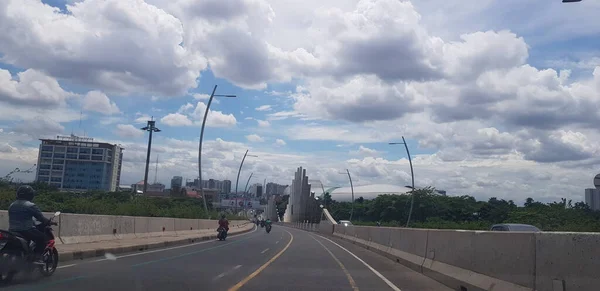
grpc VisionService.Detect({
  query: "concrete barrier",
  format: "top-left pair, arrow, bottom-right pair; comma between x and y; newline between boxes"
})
0,210 -> 249,244
535,232 -> 600,291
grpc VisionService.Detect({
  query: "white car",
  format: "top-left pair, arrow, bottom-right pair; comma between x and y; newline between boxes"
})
339,220 -> 353,227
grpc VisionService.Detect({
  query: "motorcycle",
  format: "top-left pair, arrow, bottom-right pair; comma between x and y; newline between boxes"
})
265,224 -> 272,233
260,221 -> 265,228
0,211 -> 61,284
217,227 -> 228,241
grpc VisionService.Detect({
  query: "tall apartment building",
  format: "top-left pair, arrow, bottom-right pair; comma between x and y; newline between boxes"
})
222,179 -> 231,194
585,188 -> 600,211
36,135 -> 123,192
171,176 -> 183,189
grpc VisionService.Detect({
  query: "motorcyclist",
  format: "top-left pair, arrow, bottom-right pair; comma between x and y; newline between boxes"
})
218,214 -> 229,236
8,185 -> 55,264
265,218 -> 272,231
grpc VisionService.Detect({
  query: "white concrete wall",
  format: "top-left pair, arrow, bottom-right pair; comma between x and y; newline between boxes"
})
0,210 -> 249,244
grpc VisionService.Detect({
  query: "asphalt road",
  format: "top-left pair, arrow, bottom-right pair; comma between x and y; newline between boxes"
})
1,225 -> 451,291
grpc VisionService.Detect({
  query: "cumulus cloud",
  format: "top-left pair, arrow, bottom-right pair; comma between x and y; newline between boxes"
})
160,102 -> 237,127
246,134 -> 265,142
0,69 -> 74,107
256,119 -> 270,127
83,91 -> 120,115
114,124 -> 144,138
275,139 -> 286,146
256,105 -> 272,111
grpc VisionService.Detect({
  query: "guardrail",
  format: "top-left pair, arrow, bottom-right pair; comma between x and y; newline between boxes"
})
277,216 -> 598,291
0,210 -> 249,244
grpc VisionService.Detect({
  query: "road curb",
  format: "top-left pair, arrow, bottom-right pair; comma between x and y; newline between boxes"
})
58,222 -> 254,263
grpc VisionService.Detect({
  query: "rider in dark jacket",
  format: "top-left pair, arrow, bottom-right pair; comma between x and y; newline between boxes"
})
8,185 -> 52,263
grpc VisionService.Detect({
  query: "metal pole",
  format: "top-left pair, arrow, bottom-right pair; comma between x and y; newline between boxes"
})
198,85 -> 218,215
244,173 -> 253,194
346,169 -> 355,221
235,150 -> 249,195
402,136 -> 416,227
143,123 -> 154,194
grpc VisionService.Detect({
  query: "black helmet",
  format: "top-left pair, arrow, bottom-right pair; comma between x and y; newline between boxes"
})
16,185 -> 36,201
221,214 -> 226,219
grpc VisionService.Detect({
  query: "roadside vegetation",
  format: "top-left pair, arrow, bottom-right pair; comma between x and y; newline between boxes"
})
327,187 -> 600,232
0,182 -> 243,220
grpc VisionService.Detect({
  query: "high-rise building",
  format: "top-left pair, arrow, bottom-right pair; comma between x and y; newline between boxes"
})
266,182 -> 288,196
36,135 -> 123,192
585,188 -> 600,210
222,180 -> 232,194
171,176 -> 183,189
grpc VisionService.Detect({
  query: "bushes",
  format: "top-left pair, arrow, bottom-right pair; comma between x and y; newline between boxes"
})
0,183 -> 241,220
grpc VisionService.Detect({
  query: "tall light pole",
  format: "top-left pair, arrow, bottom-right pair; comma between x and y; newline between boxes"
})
234,150 -> 258,194
339,169 -> 355,221
244,172 -> 254,195
141,119 -> 161,194
198,85 -> 236,215
390,136 -> 415,227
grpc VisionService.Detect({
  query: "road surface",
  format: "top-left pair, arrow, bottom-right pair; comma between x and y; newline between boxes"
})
2,225 -> 452,291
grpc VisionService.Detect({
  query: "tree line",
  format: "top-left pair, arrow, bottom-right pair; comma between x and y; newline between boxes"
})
326,187 -> 600,232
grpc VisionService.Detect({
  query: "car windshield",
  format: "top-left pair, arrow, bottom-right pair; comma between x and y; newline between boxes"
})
1,0 -> 596,290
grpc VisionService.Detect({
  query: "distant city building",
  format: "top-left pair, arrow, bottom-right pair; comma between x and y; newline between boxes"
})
131,180 -> 166,196
250,183 -> 263,197
266,182 -> 288,196
585,188 -> 600,211
222,180 -> 232,194
171,176 -> 183,189
435,190 -> 447,196
36,135 -> 123,192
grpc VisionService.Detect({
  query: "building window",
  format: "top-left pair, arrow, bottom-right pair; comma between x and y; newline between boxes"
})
79,155 -> 90,160
79,148 -> 91,154
54,153 -> 65,159
92,155 -> 103,161
54,146 -> 66,153
92,149 -> 104,155
67,154 -> 78,159
40,164 -> 51,170
52,165 -> 63,170
51,170 -> 62,176
38,170 -> 50,176
37,176 -> 50,182
53,159 -> 64,164
41,158 -> 52,164
41,152 -> 53,158
41,145 -> 53,152
67,147 -> 78,153
50,177 -> 62,182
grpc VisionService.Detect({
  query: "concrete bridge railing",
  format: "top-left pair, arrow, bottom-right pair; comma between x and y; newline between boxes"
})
279,218 -> 599,291
0,210 -> 250,244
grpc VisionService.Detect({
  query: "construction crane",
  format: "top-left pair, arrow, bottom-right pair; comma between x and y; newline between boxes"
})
2,164 -> 36,183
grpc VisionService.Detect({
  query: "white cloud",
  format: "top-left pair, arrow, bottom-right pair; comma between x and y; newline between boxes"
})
275,139 -> 286,146
256,119 -> 271,127
114,124 -> 144,138
83,91 -> 120,115
256,105 -> 272,111
350,145 -> 380,156
161,113 -> 193,126
0,69 -> 74,107
246,134 -> 265,142
160,102 -> 237,128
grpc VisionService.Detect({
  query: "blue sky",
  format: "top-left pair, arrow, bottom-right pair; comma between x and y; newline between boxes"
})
1,0 -> 600,203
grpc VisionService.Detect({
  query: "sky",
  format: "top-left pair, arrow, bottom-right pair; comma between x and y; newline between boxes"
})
1,0 -> 600,204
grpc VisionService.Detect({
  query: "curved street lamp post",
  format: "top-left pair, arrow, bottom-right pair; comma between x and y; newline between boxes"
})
198,85 -> 236,216
339,169 -> 355,221
141,119 -> 161,194
389,136 -> 415,227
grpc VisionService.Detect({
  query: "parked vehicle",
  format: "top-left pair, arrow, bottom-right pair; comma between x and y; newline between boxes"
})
0,211 -> 61,284
490,223 -> 541,232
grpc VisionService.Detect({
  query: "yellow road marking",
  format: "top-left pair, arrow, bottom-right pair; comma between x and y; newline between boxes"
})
311,235 -> 360,291
228,229 -> 294,291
